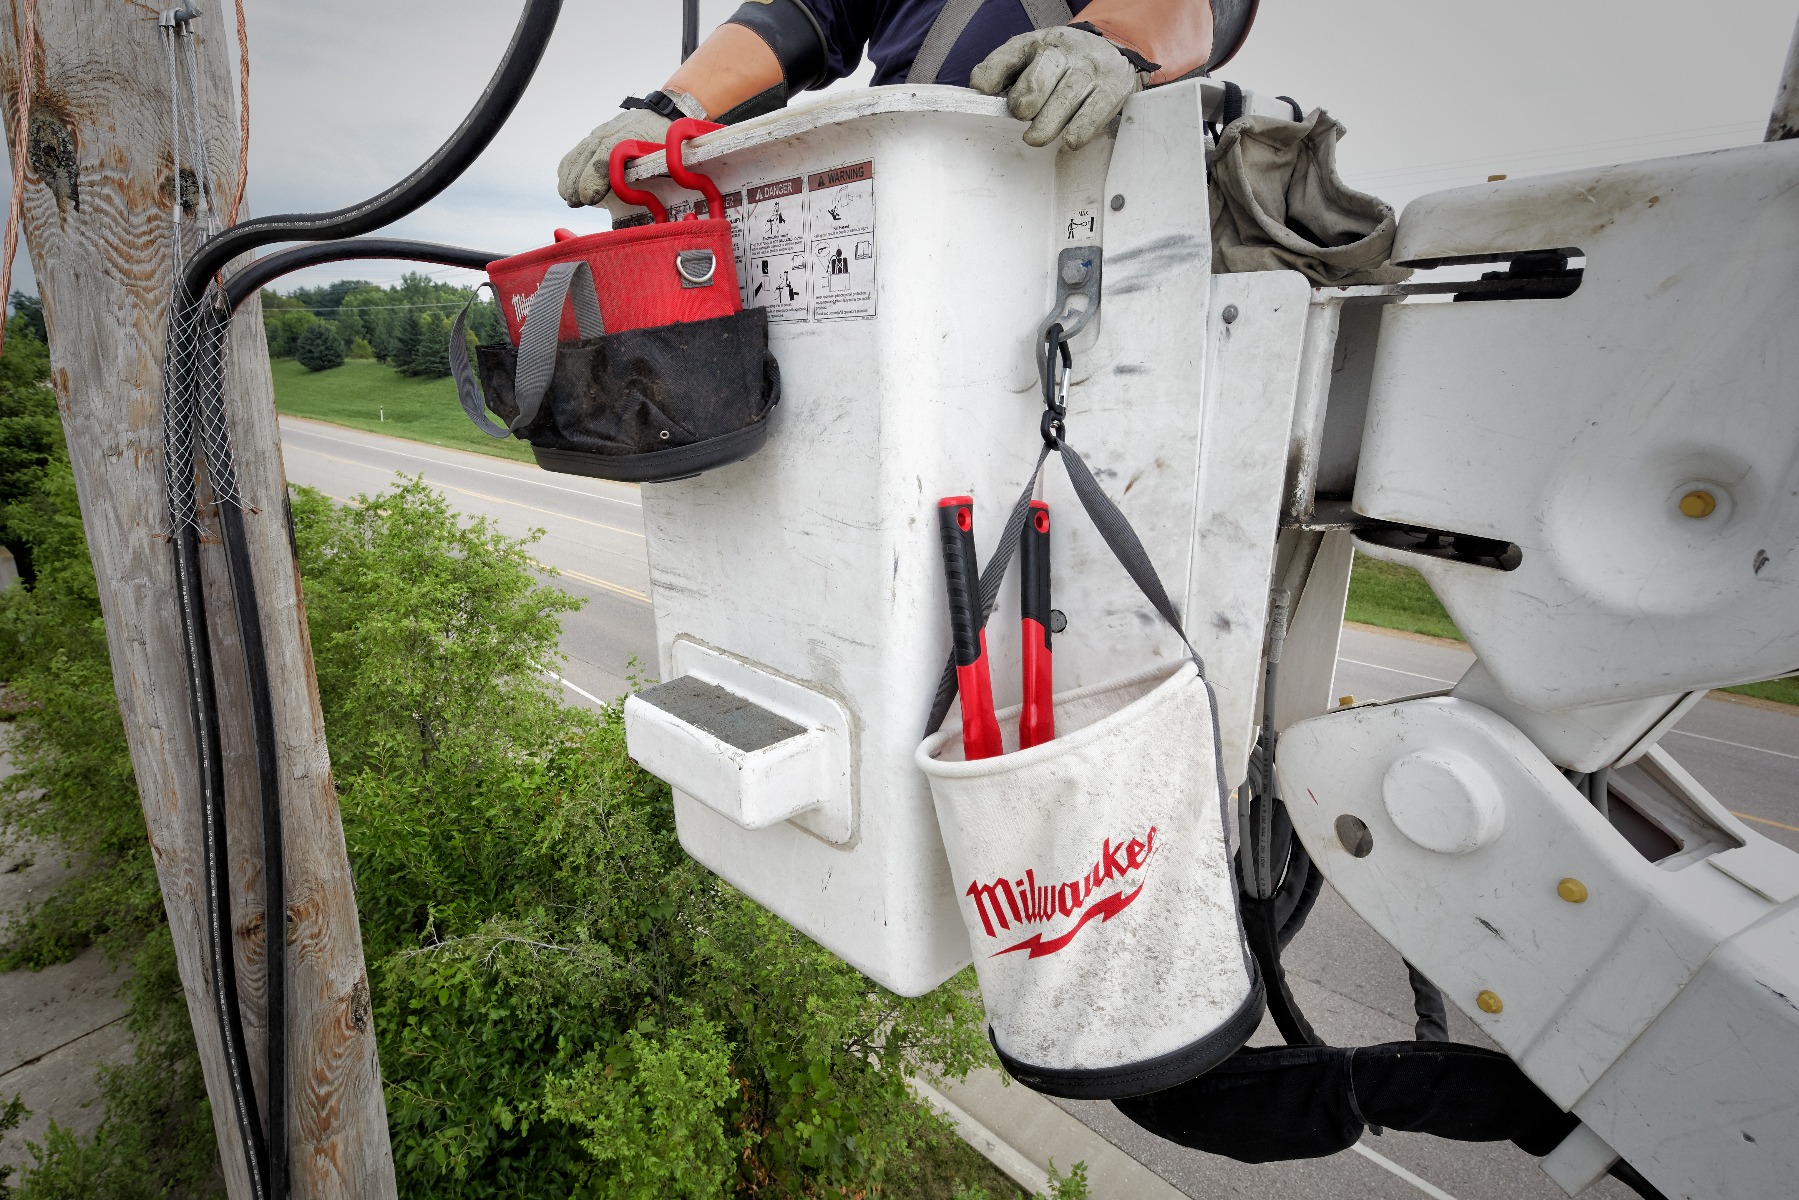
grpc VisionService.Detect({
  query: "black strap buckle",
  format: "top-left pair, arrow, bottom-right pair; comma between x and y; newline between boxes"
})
620,90 -> 684,121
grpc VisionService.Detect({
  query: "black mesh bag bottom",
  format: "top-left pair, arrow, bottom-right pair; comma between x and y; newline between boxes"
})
476,307 -> 780,482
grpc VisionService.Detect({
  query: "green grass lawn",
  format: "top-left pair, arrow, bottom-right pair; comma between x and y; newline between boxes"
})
1348,551 -> 1797,707
270,357 -> 534,462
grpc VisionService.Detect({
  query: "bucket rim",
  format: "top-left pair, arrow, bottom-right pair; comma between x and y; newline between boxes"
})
915,658 -> 1199,779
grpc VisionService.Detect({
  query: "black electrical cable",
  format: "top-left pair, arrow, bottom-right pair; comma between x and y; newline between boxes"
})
161,4 -> 565,1195
223,240 -> 503,312
682,0 -> 701,60
179,0 -> 562,301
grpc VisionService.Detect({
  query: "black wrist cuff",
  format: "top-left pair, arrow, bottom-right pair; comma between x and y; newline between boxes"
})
725,0 -> 829,92
716,83 -> 792,125
621,90 -> 686,121
1068,22 -> 1163,75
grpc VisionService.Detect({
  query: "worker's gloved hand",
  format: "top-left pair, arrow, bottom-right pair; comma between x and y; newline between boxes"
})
969,25 -> 1147,151
556,108 -> 672,209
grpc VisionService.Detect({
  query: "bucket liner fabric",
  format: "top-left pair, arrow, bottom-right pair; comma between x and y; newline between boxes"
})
915,439 -> 1263,1100
1209,98 -> 1411,286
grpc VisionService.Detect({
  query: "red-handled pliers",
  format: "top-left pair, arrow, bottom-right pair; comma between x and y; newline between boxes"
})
1019,500 -> 1055,749
937,497 -> 1003,760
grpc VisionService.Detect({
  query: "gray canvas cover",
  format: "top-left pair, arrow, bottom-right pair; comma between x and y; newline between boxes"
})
1208,107 -> 1410,286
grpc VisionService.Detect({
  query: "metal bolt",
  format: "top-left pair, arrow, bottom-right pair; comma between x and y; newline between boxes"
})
1679,490 -> 1716,518
1061,259 -> 1090,286
1110,193 -> 1125,211
1476,990 -> 1504,1014
1557,877 -> 1589,903
1049,609 -> 1067,634
1221,304 -> 1239,325
1335,814 -> 1373,858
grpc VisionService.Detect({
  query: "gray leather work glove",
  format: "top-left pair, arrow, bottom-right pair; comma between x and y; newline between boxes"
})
969,25 -> 1146,151
556,108 -> 674,209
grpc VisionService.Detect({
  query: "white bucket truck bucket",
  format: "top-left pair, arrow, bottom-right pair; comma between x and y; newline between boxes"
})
621,82 -> 1317,1008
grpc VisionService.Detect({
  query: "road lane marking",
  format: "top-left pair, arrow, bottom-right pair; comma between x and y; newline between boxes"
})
529,558 -> 649,603
1731,810 -> 1799,834
1350,1143 -> 1460,1200
1665,728 -> 1799,763
284,442 -> 644,538
434,483 -> 644,539
550,672 -> 610,709
1339,658 -> 1459,686
283,422 -> 642,507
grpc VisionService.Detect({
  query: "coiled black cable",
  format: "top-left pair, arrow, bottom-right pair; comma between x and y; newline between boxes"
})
163,3 -> 564,1195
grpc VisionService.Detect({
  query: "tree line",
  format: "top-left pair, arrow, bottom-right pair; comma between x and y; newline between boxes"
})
261,273 -> 505,377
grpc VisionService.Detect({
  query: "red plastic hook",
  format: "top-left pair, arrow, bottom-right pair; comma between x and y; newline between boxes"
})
606,138 -> 670,223
664,117 -> 726,219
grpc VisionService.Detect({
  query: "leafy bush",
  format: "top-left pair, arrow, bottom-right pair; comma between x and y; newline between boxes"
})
293,321 -> 347,372
2,471 -> 1005,1197
347,337 -> 375,360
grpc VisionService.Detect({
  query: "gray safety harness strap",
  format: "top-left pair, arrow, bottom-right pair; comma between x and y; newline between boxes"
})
907,0 -> 1074,86
449,259 -> 606,439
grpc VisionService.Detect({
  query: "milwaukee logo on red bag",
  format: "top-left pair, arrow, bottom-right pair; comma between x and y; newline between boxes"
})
964,827 -> 1157,960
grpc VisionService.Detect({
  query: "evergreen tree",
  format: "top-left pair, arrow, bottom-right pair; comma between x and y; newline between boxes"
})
8,291 -> 46,342
294,321 -> 346,372
404,314 -> 452,379
391,310 -> 423,372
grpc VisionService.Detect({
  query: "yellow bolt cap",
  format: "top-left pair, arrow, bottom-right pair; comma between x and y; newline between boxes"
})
1558,878 -> 1589,903
1679,490 -> 1716,518
1476,990 -> 1503,1014
1338,695 -> 1356,707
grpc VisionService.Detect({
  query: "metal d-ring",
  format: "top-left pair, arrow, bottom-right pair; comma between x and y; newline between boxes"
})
676,249 -> 717,288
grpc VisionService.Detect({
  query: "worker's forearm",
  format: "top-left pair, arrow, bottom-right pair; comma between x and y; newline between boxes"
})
1074,0 -> 1213,84
664,23 -> 785,120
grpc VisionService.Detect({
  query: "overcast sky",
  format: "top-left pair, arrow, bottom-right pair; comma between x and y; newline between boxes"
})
8,0 -> 1796,297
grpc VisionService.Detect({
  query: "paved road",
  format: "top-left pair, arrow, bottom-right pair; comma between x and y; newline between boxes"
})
279,417 -> 1798,1200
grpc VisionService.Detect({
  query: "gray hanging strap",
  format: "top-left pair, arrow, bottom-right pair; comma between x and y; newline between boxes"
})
449,284 -> 513,439
1054,437 -> 1206,674
449,260 -> 607,438
923,438 -> 1203,737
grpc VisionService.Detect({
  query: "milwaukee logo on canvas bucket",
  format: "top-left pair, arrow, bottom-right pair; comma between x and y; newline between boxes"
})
964,828 -> 1157,960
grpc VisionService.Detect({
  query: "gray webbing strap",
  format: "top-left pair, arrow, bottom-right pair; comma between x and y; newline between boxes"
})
449,284 -> 512,439
1018,0 -> 1075,31
908,0 -> 1076,85
448,260 -> 606,439
924,438 -> 1204,736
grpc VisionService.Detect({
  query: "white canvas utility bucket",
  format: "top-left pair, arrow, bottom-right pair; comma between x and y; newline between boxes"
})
915,430 -> 1264,1100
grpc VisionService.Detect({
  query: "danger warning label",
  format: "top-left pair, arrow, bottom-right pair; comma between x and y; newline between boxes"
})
806,161 -> 876,321
745,176 -> 808,323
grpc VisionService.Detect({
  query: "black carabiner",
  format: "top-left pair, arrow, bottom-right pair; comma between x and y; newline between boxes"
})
1041,323 -> 1073,447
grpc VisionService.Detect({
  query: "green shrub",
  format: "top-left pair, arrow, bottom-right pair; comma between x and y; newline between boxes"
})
294,321 -> 346,372
4,475 -> 1000,1198
347,337 -> 374,360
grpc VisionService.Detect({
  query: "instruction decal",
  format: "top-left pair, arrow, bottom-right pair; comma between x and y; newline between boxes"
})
806,161 -> 877,321
721,189 -> 748,303
745,176 -> 809,323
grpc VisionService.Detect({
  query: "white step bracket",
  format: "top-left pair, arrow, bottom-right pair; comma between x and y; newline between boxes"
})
624,640 -> 854,844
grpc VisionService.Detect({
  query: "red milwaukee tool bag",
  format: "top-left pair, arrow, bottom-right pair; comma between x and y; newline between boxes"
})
915,439 -> 1263,1101
450,119 -> 779,481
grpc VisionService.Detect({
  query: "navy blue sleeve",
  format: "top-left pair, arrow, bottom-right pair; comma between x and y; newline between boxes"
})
790,0 -> 882,86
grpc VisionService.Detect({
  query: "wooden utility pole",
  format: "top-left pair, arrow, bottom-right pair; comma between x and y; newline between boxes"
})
1,4 -> 396,1196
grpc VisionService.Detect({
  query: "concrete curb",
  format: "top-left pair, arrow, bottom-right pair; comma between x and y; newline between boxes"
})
916,1067 -> 1189,1199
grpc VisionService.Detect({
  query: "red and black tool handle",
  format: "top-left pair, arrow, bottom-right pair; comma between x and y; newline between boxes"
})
937,497 -> 1003,760
1019,500 -> 1055,749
